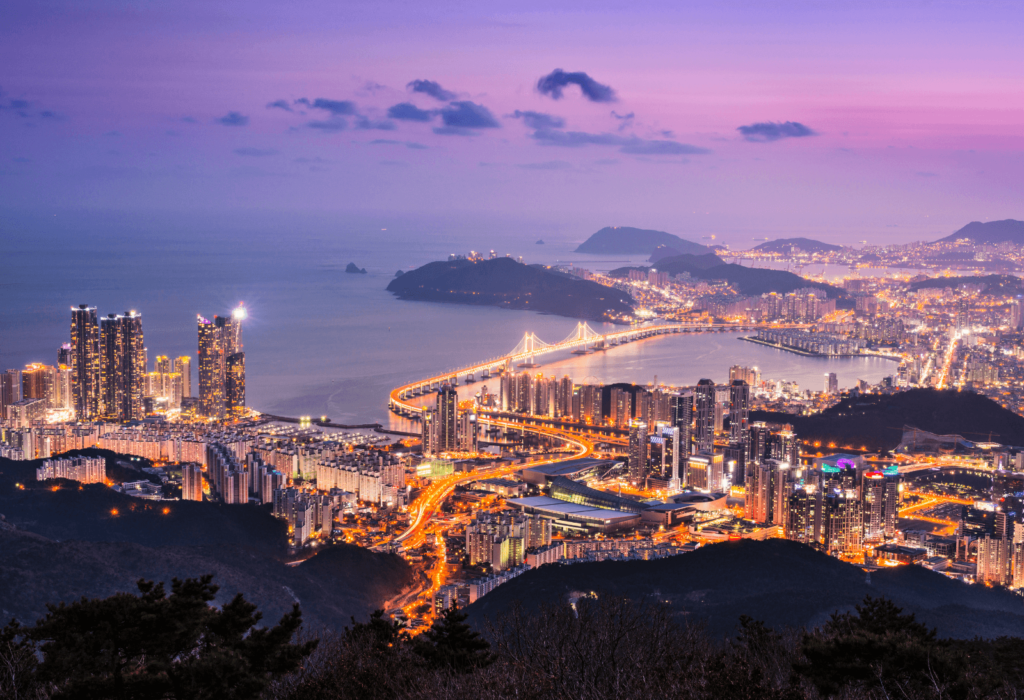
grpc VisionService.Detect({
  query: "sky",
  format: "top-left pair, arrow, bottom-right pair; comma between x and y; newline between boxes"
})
2,0 -> 1023,245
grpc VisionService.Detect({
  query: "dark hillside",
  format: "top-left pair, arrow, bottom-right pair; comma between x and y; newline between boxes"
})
386,257 -> 634,322
753,237 -> 844,254
751,388 -> 1024,451
575,226 -> 710,255
937,219 -> 1024,245
908,274 -> 1024,296
466,539 -> 1024,639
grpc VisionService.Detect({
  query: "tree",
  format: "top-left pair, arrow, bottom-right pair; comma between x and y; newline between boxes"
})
26,575 -> 316,700
797,595 -> 964,699
412,605 -> 494,674
0,620 -> 41,700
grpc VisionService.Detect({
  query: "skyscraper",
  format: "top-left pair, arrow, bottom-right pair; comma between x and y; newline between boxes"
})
70,304 -> 101,419
197,307 -> 245,419
694,379 -> 716,452
22,363 -> 56,409
437,384 -> 458,452
226,352 -> 246,417
670,391 -> 694,455
175,356 -> 192,398
182,463 -> 203,501
99,311 -> 145,421
862,471 -> 898,541
824,372 -> 838,395
57,343 -> 73,368
1,369 -> 23,419
628,421 -> 649,487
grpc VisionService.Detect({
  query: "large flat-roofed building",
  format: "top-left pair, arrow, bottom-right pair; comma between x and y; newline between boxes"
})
520,458 -> 617,486
506,495 -> 640,533
549,476 -> 646,513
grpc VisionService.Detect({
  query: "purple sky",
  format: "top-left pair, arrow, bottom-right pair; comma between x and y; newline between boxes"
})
2,0 -> 1022,243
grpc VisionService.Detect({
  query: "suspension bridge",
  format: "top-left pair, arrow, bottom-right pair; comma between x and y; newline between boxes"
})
389,320 -> 763,417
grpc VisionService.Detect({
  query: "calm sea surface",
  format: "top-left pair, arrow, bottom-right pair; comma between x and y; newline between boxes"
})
2,212 -> 894,428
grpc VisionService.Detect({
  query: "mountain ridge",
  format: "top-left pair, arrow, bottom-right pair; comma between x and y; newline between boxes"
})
575,226 -> 711,255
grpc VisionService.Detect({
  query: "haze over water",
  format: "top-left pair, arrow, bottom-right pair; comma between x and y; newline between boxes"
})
2,211 -> 894,427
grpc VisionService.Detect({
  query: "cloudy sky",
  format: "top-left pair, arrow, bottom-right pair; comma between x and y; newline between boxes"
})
2,0 -> 1022,242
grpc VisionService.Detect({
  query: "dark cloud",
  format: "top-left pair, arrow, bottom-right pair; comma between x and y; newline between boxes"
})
0,92 -> 62,121
438,101 -> 500,132
217,112 -> 249,126
234,147 -> 279,157
266,99 -> 293,112
297,98 -> 358,115
536,69 -> 616,102
180,116 -> 198,124
620,138 -> 708,155
737,121 -> 816,142
510,110 -> 565,130
517,160 -> 573,170
361,81 -> 388,94
354,115 -> 397,131
407,79 -> 456,101
370,139 -> 428,149
306,119 -> 346,132
531,128 -> 708,156
611,111 -> 634,131
387,102 -> 436,122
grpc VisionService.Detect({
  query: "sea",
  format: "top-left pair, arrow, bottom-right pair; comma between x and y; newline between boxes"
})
1,210 -> 896,430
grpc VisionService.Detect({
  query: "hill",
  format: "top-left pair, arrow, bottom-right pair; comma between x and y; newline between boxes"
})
574,227 -> 710,255
753,238 -> 844,254
466,539 -> 1024,639
937,220 -> 1024,245
751,388 -> 1024,452
908,274 -> 1024,296
0,454 -> 414,629
386,257 -> 634,322
656,255 -> 845,297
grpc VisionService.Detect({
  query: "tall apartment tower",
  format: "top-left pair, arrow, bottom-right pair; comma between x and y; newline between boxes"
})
226,352 -> 246,417
70,304 -> 101,419
57,343 -> 73,367
824,372 -> 839,395
436,384 -> 459,452
175,356 -> 192,398
694,379 -> 716,452
670,390 -> 694,456
728,380 -> 750,443
99,311 -> 145,421
198,316 -> 226,418
628,421 -> 649,487
182,463 -> 204,502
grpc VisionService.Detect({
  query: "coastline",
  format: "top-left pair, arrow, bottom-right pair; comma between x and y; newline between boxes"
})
740,336 -> 901,362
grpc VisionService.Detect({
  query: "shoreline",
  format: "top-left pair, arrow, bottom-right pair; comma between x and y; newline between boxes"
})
740,336 -> 901,362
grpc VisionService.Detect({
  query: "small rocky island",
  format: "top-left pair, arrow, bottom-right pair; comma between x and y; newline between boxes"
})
536,239 -> 545,245
386,257 -> 634,322
345,262 -> 367,274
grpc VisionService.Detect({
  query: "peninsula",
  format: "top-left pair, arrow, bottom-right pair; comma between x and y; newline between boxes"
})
386,257 -> 635,322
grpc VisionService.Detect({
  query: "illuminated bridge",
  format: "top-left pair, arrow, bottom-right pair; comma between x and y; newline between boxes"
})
389,321 -> 770,417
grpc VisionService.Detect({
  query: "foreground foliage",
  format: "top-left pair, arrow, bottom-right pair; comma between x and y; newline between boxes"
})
5,584 -> 1024,700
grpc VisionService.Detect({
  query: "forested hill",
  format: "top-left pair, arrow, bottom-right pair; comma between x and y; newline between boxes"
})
386,257 -> 634,322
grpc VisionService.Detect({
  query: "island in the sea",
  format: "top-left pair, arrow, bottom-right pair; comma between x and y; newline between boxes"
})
386,257 -> 635,322
345,262 -> 367,274
575,226 -> 710,255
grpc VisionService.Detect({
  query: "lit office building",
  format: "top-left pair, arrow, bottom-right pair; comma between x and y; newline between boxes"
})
787,485 -> 822,544
670,390 -> 693,455
70,304 -> 101,419
22,363 -> 56,409
197,306 -> 246,419
99,311 -> 145,421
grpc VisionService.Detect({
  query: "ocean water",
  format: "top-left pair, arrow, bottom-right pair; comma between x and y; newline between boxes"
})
1,210 -> 893,428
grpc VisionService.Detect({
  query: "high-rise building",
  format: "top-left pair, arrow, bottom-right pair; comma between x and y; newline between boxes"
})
182,463 -> 204,501
628,421 -> 649,486
437,384 -> 458,452
787,485 -> 822,544
955,298 -> 970,334
57,343 -> 73,368
694,379 -> 716,452
670,391 -> 694,456
1,369 -> 23,419
610,388 -> 632,428
174,356 -> 192,398
155,355 -> 171,374
99,311 -> 145,421
862,471 -> 898,541
977,536 -> 1011,586
728,380 -> 750,443
226,352 -> 246,417
22,363 -> 56,409
70,304 -> 101,419
198,317 -> 226,418
748,421 -> 771,466
823,490 -> 864,554
824,372 -> 838,395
